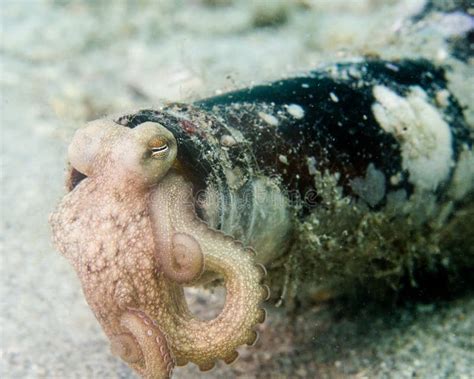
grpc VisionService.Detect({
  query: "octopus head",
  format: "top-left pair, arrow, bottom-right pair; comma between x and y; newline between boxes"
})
67,120 -> 177,189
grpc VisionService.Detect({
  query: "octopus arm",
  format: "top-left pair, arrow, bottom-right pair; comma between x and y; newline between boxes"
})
112,310 -> 175,379
175,229 -> 267,370
151,173 -> 268,370
150,189 -> 204,284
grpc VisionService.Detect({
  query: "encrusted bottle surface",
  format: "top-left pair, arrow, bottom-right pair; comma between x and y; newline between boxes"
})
115,59 -> 473,286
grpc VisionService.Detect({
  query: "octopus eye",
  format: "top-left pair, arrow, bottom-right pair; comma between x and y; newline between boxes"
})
149,137 -> 169,157
151,144 -> 169,157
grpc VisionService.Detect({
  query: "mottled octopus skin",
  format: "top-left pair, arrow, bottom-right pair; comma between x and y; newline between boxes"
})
49,120 -> 267,378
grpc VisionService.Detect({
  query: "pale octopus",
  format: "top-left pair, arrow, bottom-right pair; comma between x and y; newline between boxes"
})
49,120 -> 268,379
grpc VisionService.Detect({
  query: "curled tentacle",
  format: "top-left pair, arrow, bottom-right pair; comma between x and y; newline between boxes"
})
118,310 -> 175,379
150,191 -> 204,284
153,172 -> 268,370
176,228 -> 268,370
110,333 -> 142,364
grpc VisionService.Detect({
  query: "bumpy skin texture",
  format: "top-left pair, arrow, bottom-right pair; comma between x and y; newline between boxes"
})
49,120 -> 267,378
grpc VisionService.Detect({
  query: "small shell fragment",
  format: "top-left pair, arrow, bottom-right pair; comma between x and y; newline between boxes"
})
220,135 -> 237,147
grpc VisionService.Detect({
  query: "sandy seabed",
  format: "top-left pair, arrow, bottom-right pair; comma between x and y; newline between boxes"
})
1,1 -> 473,378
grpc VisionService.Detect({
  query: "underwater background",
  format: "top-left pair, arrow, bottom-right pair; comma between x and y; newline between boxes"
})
1,0 -> 473,378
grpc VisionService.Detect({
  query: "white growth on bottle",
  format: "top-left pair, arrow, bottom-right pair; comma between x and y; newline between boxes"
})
371,85 -> 453,191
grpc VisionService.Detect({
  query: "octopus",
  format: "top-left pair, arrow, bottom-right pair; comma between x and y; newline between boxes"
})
49,119 -> 268,379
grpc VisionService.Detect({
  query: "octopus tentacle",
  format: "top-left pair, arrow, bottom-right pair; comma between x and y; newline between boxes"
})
174,232 -> 266,369
151,172 -> 268,370
110,333 -> 142,364
117,310 -> 175,379
150,190 -> 204,284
